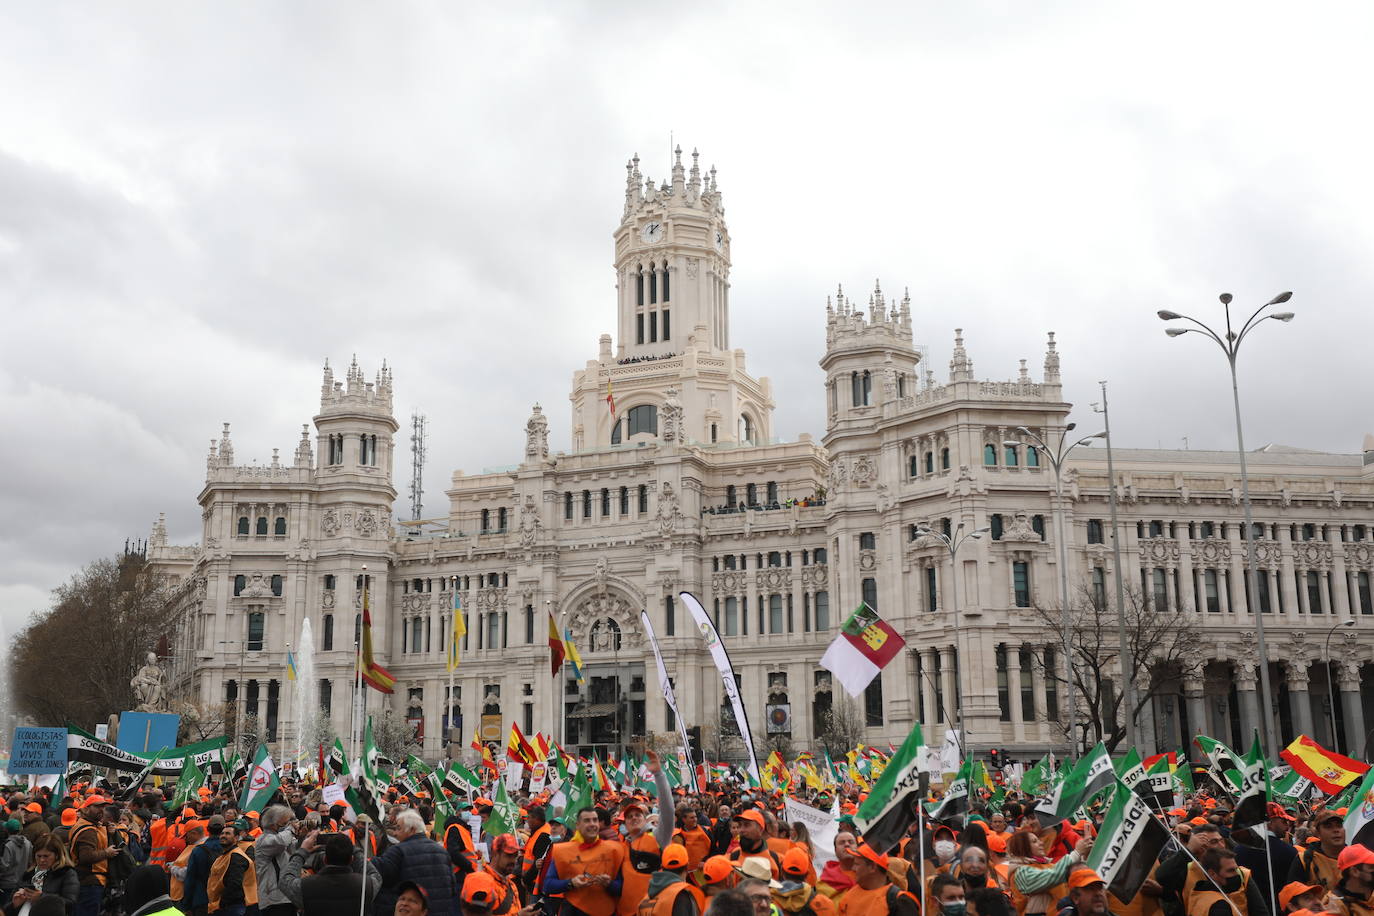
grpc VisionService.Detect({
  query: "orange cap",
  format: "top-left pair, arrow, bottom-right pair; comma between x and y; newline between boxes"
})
987,833 -> 1007,853
1338,845 -> 1374,871
781,847 -> 811,877
462,871 -> 502,910
663,843 -> 690,870
491,834 -> 522,855
60,809 -> 78,826
733,809 -> 765,829
1279,882 -> 1324,910
1068,869 -> 1106,889
1189,816 -> 1209,826
702,855 -> 734,886
856,842 -> 889,869
24,803 -> 42,814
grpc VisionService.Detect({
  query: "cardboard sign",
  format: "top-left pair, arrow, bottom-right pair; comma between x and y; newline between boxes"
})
322,783 -> 347,806
10,727 -> 68,775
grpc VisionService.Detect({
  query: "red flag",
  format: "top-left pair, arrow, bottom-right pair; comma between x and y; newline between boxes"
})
606,378 -> 616,417
318,744 -> 326,782
359,586 -> 395,694
548,610 -> 566,677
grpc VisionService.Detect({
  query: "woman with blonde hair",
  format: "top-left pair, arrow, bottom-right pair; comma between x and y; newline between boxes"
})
5,833 -> 79,915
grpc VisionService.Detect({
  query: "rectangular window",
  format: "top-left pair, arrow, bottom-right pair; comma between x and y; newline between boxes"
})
861,577 -> 877,610
990,514 -> 1003,540
665,595 -> 675,636
639,485 -> 649,513
724,597 -> 739,637
601,488 -> 611,516
649,311 -> 658,342
1360,572 -> 1373,615
859,531 -> 876,550
636,313 -> 644,344
769,594 -> 783,634
1307,571 -> 1324,613
1091,567 -> 1106,607
864,674 -> 884,726
1152,568 -> 1168,610
247,612 -> 265,652
620,486 -> 629,515
320,679 -> 332,716
582,490 -> 591,519
487,613 -> 500,650
1205,570 -> 1221,612
814,591 -> 829,630
1019,648 -> 1035,721
1013,562 -> 1031,608
525,605 -> 535,644
564,492 -> 573,520
663,309 -> 670,340
996,646 -> 1010,721
1087,519 -> 1104,544
926,567 -> 938,611
323,614 -> 334,651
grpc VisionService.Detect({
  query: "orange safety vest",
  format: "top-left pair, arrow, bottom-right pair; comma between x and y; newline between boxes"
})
1182,864 -> 1248,916
148,817 -> 173,869
207,841 -> 259,913
619,832 -> 663,916
169,838 -> 203,902
671,826 -> 711,872
646,880 -> 706,916
71,821 -> 110,887
523,823 -> 553,880
551,838 -> 628,916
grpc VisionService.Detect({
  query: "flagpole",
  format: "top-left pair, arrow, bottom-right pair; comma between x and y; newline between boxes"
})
288,641 -> 299,781
359,820 -> 370,916
449,577 -> 458,764
1159,814 -> 1246,916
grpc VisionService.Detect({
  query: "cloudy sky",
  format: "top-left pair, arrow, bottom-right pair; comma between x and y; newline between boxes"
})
3,2 -> 1372,637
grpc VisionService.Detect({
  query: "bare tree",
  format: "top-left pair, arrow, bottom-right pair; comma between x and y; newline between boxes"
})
14,553 -> 176,728
764,732 -> 794,758
175,699 -> 233,744
819,693 -> 865,756
1030,581 -> 1203,753
371,708 -> 421,762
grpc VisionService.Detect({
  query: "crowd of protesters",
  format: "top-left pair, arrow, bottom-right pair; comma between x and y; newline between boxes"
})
2,750 -> 1371,916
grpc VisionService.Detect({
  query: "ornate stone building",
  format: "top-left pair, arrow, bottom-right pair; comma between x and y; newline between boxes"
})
150,149 -> 1374,764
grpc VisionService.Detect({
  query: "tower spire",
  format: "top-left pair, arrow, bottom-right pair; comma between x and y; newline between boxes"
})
1043,331 -> 1061,384
949,329 -> 973,382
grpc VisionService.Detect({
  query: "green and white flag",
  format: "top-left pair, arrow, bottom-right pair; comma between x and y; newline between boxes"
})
327,739 -> 348,777
172,756 -> 205,810
1342,767 -> 1374,846
1021,755 -> 1051,796
1194,735 -> 1242,789
485,778 -> 520,837
238,744 -> 280,814
855,723 -> 926,854
1273,769 -> 1313,804
1140,756 -> 1173,809
925,756 -> 972,826
1034,742 -> 1114,828
1232,735 -> 1270,830
1087,777 -> 1172,904
1115,748 -> 1146,791
565,760 -> 594,818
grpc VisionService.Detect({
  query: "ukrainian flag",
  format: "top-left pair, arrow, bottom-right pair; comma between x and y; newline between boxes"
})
563,626 -> 585,685
285,649 -> 298,682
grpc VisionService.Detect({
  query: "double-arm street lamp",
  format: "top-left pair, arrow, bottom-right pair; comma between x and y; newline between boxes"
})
913,521 -> 989,761
1159,291 -> 1293,757
1005,424 -> 1104,755
1326,618 -> 1355,754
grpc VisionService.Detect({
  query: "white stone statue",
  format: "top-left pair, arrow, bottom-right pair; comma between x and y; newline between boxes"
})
661,388 -> 683,442
525,404 -> 549,461
131,652 -> 167,712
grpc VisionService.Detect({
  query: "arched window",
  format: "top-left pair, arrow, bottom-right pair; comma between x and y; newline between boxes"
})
909,454 -> 919,477
255,517 -> 268,535
270,575 -> 283,596
984,444 -> 997,466
924,451 -> 934,474
625,404 -> 658,438
636,266 -> 644,307
851,372 -> 862,407
481,509 -> 491,532
233,574 -> 246,596
741,414 -> 755,444
662,261 -> 670,301
237,516 -> 250,536
941,447 -> 951,469
649,265 -> 658,305
273,516 -> 286,536
1005,445 -> 1019,466
1026,446 -> 1039,467
862,371 -> 872,405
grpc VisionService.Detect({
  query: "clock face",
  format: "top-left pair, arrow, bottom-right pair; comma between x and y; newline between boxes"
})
714,229 -> 725,250
640,221 -> 664,244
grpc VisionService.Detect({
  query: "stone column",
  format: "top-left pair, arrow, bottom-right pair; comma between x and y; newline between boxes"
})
920,648 -> 938,734
1234,664 -> 1260,746
1227,526 -> 1247,614
1030,654 -> 1048,744
1179,543 -> 1195,614
1340,661 -> 1367,759
1285,661 -> 1315,741
939,646 -> 957,730
1280,528 -> 1301,616
1007,644 -> 1025,734
1183,678 -> 1208,749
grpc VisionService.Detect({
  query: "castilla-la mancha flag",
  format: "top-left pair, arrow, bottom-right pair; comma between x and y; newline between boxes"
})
819,603 -> 906,698
1281,735 -> 1369,794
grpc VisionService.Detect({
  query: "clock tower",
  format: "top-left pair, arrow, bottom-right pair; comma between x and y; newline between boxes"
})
568,149 -> 774,451
613,146 -> 731,357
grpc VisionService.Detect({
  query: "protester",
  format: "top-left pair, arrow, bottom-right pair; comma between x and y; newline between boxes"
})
21,805 -> 50,846
546,807 -> 628,916
1288,811 -> 1345,890
1006,830 -> 1092,916
1277,881 -> 1325,915
69,797 -> 113,916
0,821 -> 31,906
374,809 -> 457,916
1156,824 -> 1224,916
123,864 -> 181,916
254,805 -> 297,916
1324,844 -> 1374,916
837,842 -> 916,916
168,824 -> 207,908
1064,869 -> 1114,916
207,819 -> 257,916
4,833 -> 78,915
184,815 -> 226,916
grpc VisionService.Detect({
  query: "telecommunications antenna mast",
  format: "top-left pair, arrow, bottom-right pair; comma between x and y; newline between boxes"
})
409,412 -> 427,520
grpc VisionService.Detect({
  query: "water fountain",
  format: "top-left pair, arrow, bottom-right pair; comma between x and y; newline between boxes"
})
292,618 -> 318,773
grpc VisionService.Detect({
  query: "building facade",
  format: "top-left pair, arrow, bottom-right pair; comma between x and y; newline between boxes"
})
151,149 -> 1374,765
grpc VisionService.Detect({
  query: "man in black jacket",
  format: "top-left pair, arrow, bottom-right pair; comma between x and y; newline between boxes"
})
280,831 -> 381,916
375,810 -> 457,915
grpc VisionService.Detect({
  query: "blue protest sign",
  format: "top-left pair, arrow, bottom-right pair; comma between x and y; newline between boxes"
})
9,727 -> 68,775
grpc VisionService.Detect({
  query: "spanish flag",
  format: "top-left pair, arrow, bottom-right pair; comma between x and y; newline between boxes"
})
359,584 -> 395,694
606,377 -> 616,418
548,610 -> 565,677
1280,735 -> 1369,794
507,722 -> 538,764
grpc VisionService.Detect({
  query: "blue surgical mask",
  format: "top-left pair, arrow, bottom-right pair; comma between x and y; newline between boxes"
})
942,903 -> 966,916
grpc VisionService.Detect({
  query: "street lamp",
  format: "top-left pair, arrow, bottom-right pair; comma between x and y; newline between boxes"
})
913,521 -> 990,760
1090,382 -> 1140,753
1159,290 -> 1294,758
1326,619 -> 1355,754
217,639 -> 247,753
1006,424 -> 1105,756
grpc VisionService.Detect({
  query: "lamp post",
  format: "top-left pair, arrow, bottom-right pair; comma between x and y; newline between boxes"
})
217,639 -> 247,753
1159,291 -> 1294,758
1006,424 -> 1105,756
1325,618 -> 1355,753
1091,382 -> 1140,753
914,521 -> 990,761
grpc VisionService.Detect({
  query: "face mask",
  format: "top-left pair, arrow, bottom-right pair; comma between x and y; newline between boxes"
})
934,840 -> 957,859
942,903 -> 966,916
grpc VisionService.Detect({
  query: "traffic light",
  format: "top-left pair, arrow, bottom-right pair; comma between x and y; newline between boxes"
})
989,748 -> 1001,769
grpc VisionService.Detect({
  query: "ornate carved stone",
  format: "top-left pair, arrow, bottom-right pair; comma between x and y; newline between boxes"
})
356,510 -> 378,536
1346,543 -> 1374,570
322,590 -> 336,609
518,496 -> 542,548
525,404 -> 550,461
1139,537 -> 1180,567
850,454 -> 877,488
661,388 -> 683,443
240,572 -> 272,598
656,482 -> 680,538
1003,510 -> 1041,543
1194,538 -> 1232,566
1339,661 -> 1363,692
321,509 -> 341,536
857,549 -> 877,572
